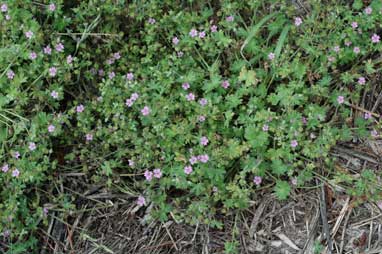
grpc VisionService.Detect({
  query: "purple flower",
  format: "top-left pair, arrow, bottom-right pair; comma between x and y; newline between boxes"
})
128,159 -> 135,167
76,104 -> 85,113
198,154 -> 209,163
177,51 -> 184,57
328,56 -> 335,62
131,93 -> 139,101
198,115 -> 206,122
7,70 -> 15,80
108,71 -> 115,80
189,28 -> 198,38
253,176 -> 262,186
49,67 -> 57,77
199,98 -> 207,106
126,72 -> 134,81
290,140 -> 298,148
13,151 -> 20,159
48,3 -> 56,11
1,4 -> 7,12
28,142 -> 36,151
5,14 -> 10,20
25,31 -> 33,39
125,99 -> 133,107
51,90 -> 59,99
294,17 -> 302,26
353,47 -> 360,54
29,52 -> 37,60
333,46 -> 340,52
268,52 -> 275,60
86,133 -> 93,141
364,112 -> 372,119
48,124 -> 55,133
358,77 -> 366,85
210,25 -> 217,32
144,170 -> 153,181
221,80 -> 230,89
148,18 -> 156,24
141,106 -> 150,116
186,93 -> 195,101
371,129 -> 379,138
372,34 -> 380,43
113,52 -> 121,60
98,69 -> 104,77
351,22 -> 358,29
291,177 -> 298,185
172,37 -> 179,45
43,207 -> 49,216
262,124 -> 269,132
345,40 -> 352,46
12,168 -> 20,178
189,156 -> 198,165
43,46 -> 52,55
1,164 -> 9,173
153,168 -> 162,178
106,58 -> 114,65
337,95 -> 345,104
55,43 -> 64,52
66,55 -> 73,64
226,15 -> 234,22
137,196 -> 146,206
182,82 -> 190,90
198,31 -> 206,39
184,165 -> 193,175
365,7 -> 372,15
200,136 -> 209,146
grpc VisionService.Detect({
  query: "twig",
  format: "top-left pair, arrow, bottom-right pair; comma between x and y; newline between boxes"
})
339,207 -> 352,254
320,183 -> 333,254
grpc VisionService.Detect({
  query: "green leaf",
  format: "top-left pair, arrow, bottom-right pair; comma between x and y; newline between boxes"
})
274,181 -> 291,200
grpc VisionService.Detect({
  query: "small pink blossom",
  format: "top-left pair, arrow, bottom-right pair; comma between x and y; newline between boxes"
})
148,18 -> 156,24
51,90 -> 58,99
113,52 -> 121,60
290,140 -> 298,148
43,46 -> 52,55
291,177 -> 298,185
153,168 -> 162,178
128,159 -> 135,167
198,154 -> 209,163
108,71 -> 115,80
49,67 -> 57,77
198,115 -> 206,122
98,69 -> 104,76
371,129 -> 379,138
262,124 -> 269,132
144,170 -> 153,181
48,3 -> 56,11
200,136 -> 209,146
177,51 -> 184,57
12,168 -> 20,178
182,82 -> 190,90
353,47 -> 360,54
1,164 -> 9,173
43,207 -> 49,216
126,72 -> 134,80
221,80 -> 230,89
106,58 -> 114,65
13,151 -> 20,159
198,31 -> 206,39
137,196 -> 146,206
76,104 -> 85,113
358,77 -> 366,85
86,133 -> 93,141
5,14 -> 10,20
268,52 -> 275,60
199,98 -> 207,106
364,112 -> 372,120
294,17 -> 302,26
1,3 -> 7,12
253,176 -> 262,186
371,34 -> 380,43
351,22 -> 358,29
328,56 -> 335,62
211,25 -> 217,32
302,117 -> 307,125
55,43 -> 64,52
189,29 -> 198,38
186,93 -> 195,101
131,93 -> 139,101
226,15 -> 234,22
66,55 -> 73,64
172,37 -> 179,45
48,124 -> 55,133
184,165 -> 193,175
7,70 -> 15,80
141,106 -> 150,116
28,142 -> 36,151
29,52 -> 37,60
125,99 -> 133,107
25,31 -> 33,39
337,95 -> 344,104
365,7 -> 372,15
189,156 -> 198,165
345,40 -> 352,46
333,46 -> 340,52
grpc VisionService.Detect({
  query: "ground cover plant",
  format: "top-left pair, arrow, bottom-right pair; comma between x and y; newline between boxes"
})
0,0 -> 382,253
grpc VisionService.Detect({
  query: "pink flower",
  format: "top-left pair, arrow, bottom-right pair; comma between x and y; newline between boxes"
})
43,207 -> 49,216
198,115 -> 206,122
358,77 -> 366,85
226,15 -> 234,22
291,177 -> 298,185
86,133 -> 93,141
141,106 -> 150,116
199,98 -> 207,106
12,168 -> 20,178
137,196 -> 146,206
365,7 -> 372,15
337,96 -> 344,104
221,80 -> 230,89
108,71 -> 115,79
25,31 -> 33,39
172,37 -> 179,45
182,82 -> 190,90
131,93 -> 139,101
49,67 -> 57,77
48,124 -> 55,133
153,168 -> 162,178
76,104 -> 85,113
262,124 -> 269,132
51,90 -> 58,99
113,52 -> 121,60
333,46 -> 340,52
253,176 -> 262,186
371,129 -> 379,138
371,34 -> 380,43
44,46 -> 52,55
13,151 -> 20,159
268,52 -> 275,60
177,51 -> 184,57
7,70 -> 15,80
290,140 -> 298,148
48,3 -> 56,11
351,22 -> 358,29
302,117 -> 307,125
353,47 -> 360,54
148,18 -> 156,24
128,159 -> 135,167
98,69 -> 104,76
186,93 -> 195,101
29,52 -> 37,60
294,17 -> 302,26
211,25 -> 217,32
200,136 -> 209,146
1,4 -> 7,12
198,31 -> 206,38
28,142 -> 36,151
144,170 -> 153,181
125,99 -> 133,107
189,156 -> 198,165
345,40 -> 352,46
66,55 -> 73,64
198,154 -> 209,163
328,56 -> 335,62
1,164 -> 9,173
5,14 -> 10,20
184,165 -> 193,175
189,29 -> 198,38
126,72 -> 134,80
55,43 -> 64,52
106,58 -> 114,65
364,112 -> 372,119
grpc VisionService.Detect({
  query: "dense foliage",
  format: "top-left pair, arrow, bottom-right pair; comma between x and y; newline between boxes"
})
1,0 -> 382,252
